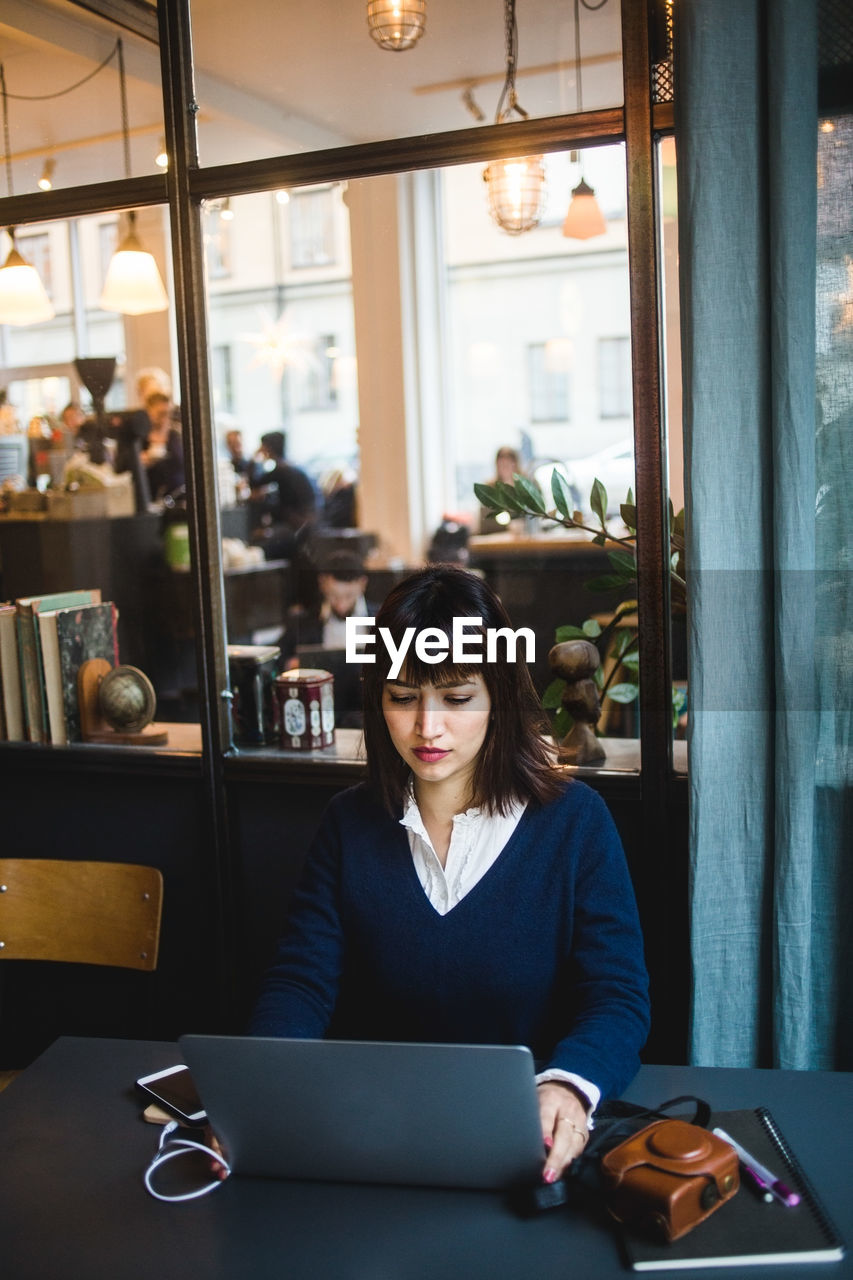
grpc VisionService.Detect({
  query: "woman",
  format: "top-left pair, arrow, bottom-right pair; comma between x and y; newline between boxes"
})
251,565 -> 649,1183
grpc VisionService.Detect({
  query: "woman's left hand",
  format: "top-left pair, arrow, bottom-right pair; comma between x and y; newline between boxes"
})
537,1081 -> 590,1183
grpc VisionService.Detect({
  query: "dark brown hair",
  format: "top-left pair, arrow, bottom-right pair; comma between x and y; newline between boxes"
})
362,564 -> 565,815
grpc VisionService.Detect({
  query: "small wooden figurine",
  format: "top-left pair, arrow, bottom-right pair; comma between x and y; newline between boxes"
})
548,638 -> 606,765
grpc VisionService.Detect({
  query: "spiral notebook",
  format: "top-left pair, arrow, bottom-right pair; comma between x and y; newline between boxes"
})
620,1107 -> 845,1271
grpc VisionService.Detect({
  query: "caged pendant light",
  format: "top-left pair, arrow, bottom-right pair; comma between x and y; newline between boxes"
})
0,67 -> 55,326
367,1 -> 426,52
99,40 -> 168,315
482,0 -> 546,236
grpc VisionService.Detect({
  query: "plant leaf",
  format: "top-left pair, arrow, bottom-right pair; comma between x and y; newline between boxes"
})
590,478 -> 608,526
582,618 -> 602,638
493,481 -> 528,514
541,677 -> 566,709
550,469 -> 574,519
585,574 -> 629,592
553,706 -> 572,739
592,532 -> 606,546
554,624 -> 589,642
607,548 -> 636,576
473,481 -> 502,510
620,502 -> 637,531
513,473 -> 548,515
619,650 -> 640,670
607,682 -> 640,703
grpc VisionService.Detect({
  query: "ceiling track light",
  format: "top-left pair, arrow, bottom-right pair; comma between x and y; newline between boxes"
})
38,158 -> 56,191
483,0 -> 547,236
461,86 -> 485,122
220,197 -> 234,222
99,40 -> 169,316
367,0 -> 426,52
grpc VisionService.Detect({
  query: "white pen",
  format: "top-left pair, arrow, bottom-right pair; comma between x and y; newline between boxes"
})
713,1127 -> 801,1208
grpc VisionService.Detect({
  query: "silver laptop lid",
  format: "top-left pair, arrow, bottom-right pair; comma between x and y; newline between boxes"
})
179,1035 -> 544,1190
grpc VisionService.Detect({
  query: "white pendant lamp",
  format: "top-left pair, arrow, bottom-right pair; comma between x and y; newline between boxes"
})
0,231 -> 55,326
562,177 -> 607,239
99,40 -> 169,316
0,69 -> 54,325
562,0 -> 607,242
100,211 -> 168,315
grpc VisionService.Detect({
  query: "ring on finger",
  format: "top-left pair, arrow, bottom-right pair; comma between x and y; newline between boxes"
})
558,1116 -> 589,1142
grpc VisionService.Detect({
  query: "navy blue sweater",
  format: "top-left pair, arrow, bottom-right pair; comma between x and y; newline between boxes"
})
251,779 -> 650,1100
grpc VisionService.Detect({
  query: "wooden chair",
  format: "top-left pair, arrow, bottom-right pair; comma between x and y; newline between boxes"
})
0,858 -> 163,970
0,859 -> 163,1090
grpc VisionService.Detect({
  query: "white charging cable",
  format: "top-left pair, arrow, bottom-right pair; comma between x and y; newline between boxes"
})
143,1120 -> 231,1202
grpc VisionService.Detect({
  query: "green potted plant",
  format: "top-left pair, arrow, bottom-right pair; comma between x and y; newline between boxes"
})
474,470 -> 686,760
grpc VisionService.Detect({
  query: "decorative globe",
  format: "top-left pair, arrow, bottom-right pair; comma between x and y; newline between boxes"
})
98,665 -> 156,733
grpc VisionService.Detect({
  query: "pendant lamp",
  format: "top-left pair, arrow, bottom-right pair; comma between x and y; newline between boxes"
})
367,1 -> 426,51
0,69 -> 55,325
99,40 -> 169,315
100,211 -> 168,315
0,230 -> 55,326
562,0 -> 607,241
562,176 -> 607,239
483,0 -> 546,236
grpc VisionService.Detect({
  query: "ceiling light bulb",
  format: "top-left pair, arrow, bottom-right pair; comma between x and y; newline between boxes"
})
275,189 -> 290,205
38,159 -> 56,191
155,137 -> 169,168
220,199 -> 234,222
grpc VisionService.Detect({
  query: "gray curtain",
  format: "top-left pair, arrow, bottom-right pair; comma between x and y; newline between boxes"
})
675,0 -> 853,1068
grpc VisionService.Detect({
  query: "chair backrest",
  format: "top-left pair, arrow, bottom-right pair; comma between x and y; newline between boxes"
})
0,859 -> 163,971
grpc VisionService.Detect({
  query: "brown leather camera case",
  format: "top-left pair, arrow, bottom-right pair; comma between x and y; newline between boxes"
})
600,1118 -> 739,1242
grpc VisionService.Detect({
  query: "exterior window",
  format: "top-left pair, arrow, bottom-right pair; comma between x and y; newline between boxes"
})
598,336 -> 632,418
211,345 -> 234,413
17,233 -> 52,296
289,333 -> 338,412
204,208 -> 231,279
528,341 -> 571,422
98,221 -> 118,287
290,189 -> 336,268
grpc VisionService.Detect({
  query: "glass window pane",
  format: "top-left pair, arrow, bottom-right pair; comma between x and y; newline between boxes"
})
189,0 -> 624,166
1,1 -> 164,193
202,188 -> 359,675
0,209 -> 206,730
657,134 -> 687,761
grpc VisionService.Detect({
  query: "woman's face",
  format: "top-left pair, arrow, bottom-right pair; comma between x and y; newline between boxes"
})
382,673 -> 492,797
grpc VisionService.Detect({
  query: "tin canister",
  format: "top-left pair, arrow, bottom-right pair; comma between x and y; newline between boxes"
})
274,668 -> 335,750
228,644 -> 280,745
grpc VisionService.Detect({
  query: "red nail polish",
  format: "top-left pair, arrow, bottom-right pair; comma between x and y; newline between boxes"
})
543,1135 -> 553,1151
543,1168 -> 558,1184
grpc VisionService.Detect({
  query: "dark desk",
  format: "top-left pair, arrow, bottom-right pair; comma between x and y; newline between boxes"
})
0,1037 -> 849,1280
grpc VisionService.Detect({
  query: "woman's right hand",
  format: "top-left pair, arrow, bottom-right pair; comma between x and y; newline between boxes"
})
204,1127 -> 229,1180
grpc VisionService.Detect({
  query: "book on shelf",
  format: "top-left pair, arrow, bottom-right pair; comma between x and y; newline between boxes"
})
0,602 -> 25,740
37,601 -> 119,745
15,589 -> 102,743
617,1106 -> 845,1271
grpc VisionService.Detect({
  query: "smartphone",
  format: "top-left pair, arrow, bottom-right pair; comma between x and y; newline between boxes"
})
136,1064 -> 207,1125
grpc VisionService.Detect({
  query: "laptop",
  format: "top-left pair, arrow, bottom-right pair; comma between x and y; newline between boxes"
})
178,1035 -> 545,1190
